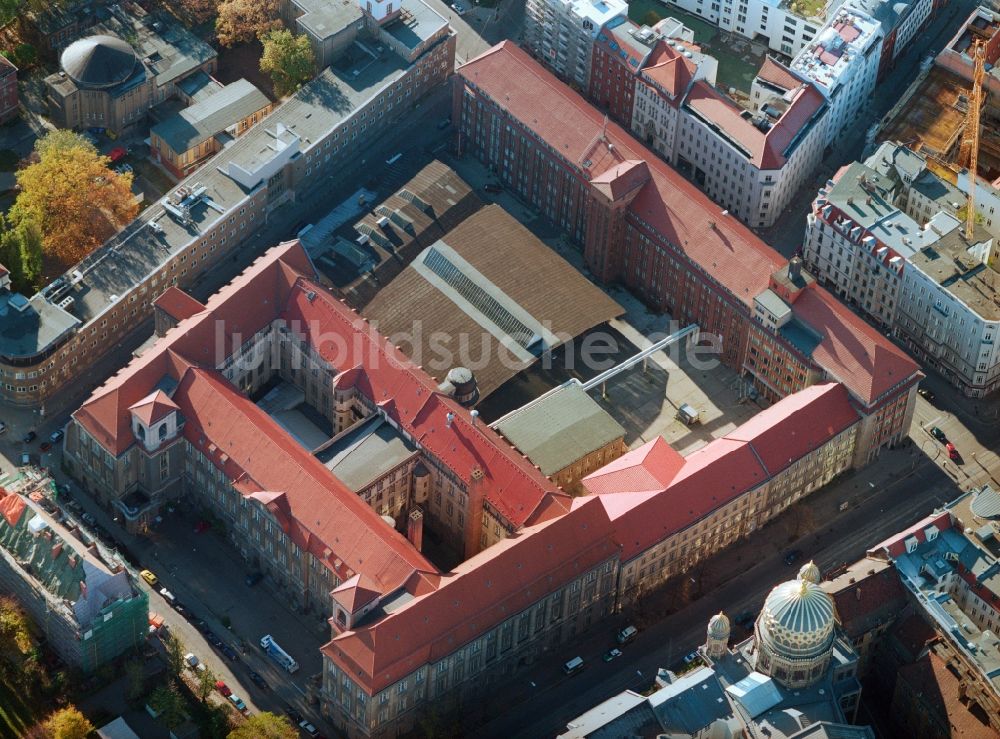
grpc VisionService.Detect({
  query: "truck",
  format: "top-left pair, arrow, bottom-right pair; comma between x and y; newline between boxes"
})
260,634 -> 299,673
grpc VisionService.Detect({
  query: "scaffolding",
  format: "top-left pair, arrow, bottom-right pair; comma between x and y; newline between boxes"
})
959,39 -> 987,241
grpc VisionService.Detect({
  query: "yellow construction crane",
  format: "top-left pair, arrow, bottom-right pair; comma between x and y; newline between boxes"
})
959,39 -> 987,241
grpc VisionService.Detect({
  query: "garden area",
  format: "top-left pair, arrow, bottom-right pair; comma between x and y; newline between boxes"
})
627,0 -> 766,93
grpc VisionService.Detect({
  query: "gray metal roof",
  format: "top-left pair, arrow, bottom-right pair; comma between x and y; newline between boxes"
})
297,2 -> 362,41
60,35 -> 138,89
495,385 -> 625,476
151,79 -> 271,155
649,667 -> 733,735
176,71 -> 224,104
971,485 -> 1000,520
318,415 -> 418,490
384,0 -> 448,51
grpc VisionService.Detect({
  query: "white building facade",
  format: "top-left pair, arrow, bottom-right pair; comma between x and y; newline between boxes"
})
790,7 -> 883,143
523,0 -> 628,88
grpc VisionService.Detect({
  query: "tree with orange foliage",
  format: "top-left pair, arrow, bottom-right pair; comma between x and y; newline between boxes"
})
9,130 -> 138,268
215,0 -> 280,47
175,0 -> 219,25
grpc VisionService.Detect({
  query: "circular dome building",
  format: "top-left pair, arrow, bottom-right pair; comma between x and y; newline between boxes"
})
705,611 -> 731,658
61,35 -> 139,89
753,572 -> 836,689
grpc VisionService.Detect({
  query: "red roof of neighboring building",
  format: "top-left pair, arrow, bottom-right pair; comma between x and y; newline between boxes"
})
756,56 -> 806,91
793,289 -> 921,405
323,496 -> 617,693
0,490 -> 26,527
869,510 -> 953,559
153,286 -> 206,323
723,382 -> 858,475
684,79 -> 826,170
639,41 -> 696,102
128,390 -> 180,427
581,437 -> 685,495
455,42 -> 920,407
0,263 -> 8,280
896,650 -> 1000,738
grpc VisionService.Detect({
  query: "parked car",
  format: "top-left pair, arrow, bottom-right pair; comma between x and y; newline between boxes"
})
783,549 -> 803,566
603,648 -> 622,662
285,707 -> 303,724
108,146 -> 127,162
49,429 -> 65,444
483,184 -> 502,194
40,442 -> 52,452
917,387 -> 936,401
248,671 -> 269,690
930,426 -> 947,443
436,118 -> 451,130
194,519 -> 211,534
245,571 -> 263,586
228,694 -> 247,712
947,442 -> 961,461
206,631 -> 222,647
22,431 -> 36,443
184,653 -> 199,668
140,569 -> 159,587
221,644 -> 239,661
299,720 -> 319,737
683,651 -> 700,665
215,680 -> 232,697
450,1 -> 467,13
81,512 -> 96,527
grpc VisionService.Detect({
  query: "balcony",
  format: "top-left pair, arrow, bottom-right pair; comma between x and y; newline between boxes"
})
115,489 -> 155,522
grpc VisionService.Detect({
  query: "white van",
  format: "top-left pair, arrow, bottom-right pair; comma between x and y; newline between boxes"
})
616,625 -> 638,645
563,656 -> 585,675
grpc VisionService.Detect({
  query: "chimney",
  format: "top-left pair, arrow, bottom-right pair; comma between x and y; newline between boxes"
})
463,467 -> 486,560
856,586 -> 862,601
788,256 -> 803,281
407,507 -> 424,552
470,410 -> 479,427
446,412 -> 456,429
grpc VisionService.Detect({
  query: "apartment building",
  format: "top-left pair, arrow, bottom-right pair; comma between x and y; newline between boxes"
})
790,7 -> 883,143
0,475 -> 149,672
872,500 -> 1000,733
0,2 -> 455,409
523,0 -> 628,88
804,157 -> 1000,396
673,60 -> 828,227
454,42 -> 921,466
0,56 -> 17,124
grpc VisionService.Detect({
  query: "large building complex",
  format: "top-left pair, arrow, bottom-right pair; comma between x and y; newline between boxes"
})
803,145 -> 1000,397
66,231 -> 909,737
454,41 -> 920,466
560,564 -> 869,738
0,473 -> 149,672
1,0 -> 455,409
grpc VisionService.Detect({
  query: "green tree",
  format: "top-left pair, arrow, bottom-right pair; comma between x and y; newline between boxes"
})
42,706 -> 94,739
149,684 -> 187,729
259,28 -> 314,97
227,712 -> 297,739
14,43 -> 36,67
9,130 -> 136,267
125,658 -> 146,701
0,596 -> 35,678
215,0 -> 279,47
0,215 -> 45,293
196,663 -> 217,703
163,632 -> 186,680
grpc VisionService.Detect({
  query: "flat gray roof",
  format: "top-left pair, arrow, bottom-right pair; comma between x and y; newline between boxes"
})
151,79 -> 270,154
177,70 -> 224,104
384,0 -> 447,50
318,416 -> 418,490
0,292 -> 80,360
495,384 -> 624,476
909,224 -> 1000,320
298,2 -> 362,41
35,43 -> 415,344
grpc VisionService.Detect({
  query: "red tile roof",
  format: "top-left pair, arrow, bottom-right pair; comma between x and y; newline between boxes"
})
456,43 -> 920,406
153,286 -> 205,323
639,42 -> 696,102
175,367 -> 435,591
793,289 -> 921,405
723,382 -> 858,475
684,79 -> 826,170
0,489 -> 26,527
322,497 -> 617,693
581,437 -> 685,495
896,650 -> 1000,737
128,390 -> 180,427
756,57 -> 806,92
280,282 -> 566,528
869,510 -> 953,559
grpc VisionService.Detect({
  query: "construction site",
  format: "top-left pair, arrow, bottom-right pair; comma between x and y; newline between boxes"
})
880,6 -> 1000,184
